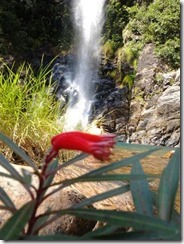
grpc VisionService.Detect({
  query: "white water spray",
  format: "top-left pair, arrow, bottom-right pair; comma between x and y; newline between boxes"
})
64,0 -> 106,131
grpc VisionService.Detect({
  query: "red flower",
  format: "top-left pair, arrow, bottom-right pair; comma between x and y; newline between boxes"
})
46,131 -> 116,163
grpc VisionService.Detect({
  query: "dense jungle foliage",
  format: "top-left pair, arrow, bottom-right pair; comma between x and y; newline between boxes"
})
0,0 -> 180,69
102,0 -> 180,69
0,0 -> 74,56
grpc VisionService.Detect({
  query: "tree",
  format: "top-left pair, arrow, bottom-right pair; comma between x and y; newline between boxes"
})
0,0 -> 74,56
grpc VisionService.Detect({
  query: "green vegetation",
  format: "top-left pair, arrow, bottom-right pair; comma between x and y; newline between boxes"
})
102,0 -> 180,88
0,132 -> 181,240
122,74 -> 135,90
0,0 -> 73,56
0,61 -> 64,164
123,0 -> 180,69
103,0 -> 129,50
102,40 -> 116,59
0,0 -> 180,70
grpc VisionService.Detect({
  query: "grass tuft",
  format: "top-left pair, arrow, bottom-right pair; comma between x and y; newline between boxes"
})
0,61 -> 64,165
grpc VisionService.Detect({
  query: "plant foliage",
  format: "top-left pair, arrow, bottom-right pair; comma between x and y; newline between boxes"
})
124,0 -> 180,68
0,0 -> 73,55
0,132 -> 180,240
0,61 -> 63,165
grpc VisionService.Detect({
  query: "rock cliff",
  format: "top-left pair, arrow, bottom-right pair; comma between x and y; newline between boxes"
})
97,44 -> 180,147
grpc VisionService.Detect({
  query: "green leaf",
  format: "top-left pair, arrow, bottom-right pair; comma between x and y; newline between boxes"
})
21,168 -> 32,186
73,184 -> 130,209
45,153 -> 88,178
0,172 -> 17,179
57,209 -> 179,235
0,201 -> 35,240
62,173 -> 157,185
23,234 -> 80,241
130,160 -> 153,216
116,141 -> 174,156
35,185 -> 130,234
39,159 -> 59,200
55,172 -> 157,191
158,148 -> 180,221
91,230 -> 181,240
0,187 -> 16,211
32,214 -> 50,235
82,224 -> 118,239
0,153 -> 23,181
57,153 -> 88,171
0,132 -> 38,172
83,148 -> 159,176
171,209 -> 181,225
44,158 -> 59,187
46,173 -> 158,200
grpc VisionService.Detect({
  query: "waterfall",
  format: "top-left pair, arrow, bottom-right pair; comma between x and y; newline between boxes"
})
64,0 -> 106,130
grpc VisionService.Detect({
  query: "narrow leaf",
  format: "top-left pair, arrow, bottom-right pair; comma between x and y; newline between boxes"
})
57,153 -> 88,170
84,148 -> 159,176
21,168 -> 32,186
23,234 -> 80,241
47,208 -> 180,236
82,224 -> 118,239
0,187 -> 16,211
158,148 -> 180,221
39,185 -> 130,232
0,201 -> 35,240
92,230 -> 181,241
59,173 -> 157,186
0,132 -> 38,172
44,158 -> 58,187
70,184 -> 130,209
44,173 -> 158,200
45,153 -> 88,177
32,214 -> 50,235
39,159 -> 59,200
130,160 -> 153,216
0,153 -> 23,181
116,141 -> 175,156
0,172 -> 17,180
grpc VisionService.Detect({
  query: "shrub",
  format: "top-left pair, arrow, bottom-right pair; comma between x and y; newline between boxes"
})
124,0 -> 180,69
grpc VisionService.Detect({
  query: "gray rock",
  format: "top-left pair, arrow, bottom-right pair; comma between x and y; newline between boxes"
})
127,44 -> 180,147
98,43 -> 180,147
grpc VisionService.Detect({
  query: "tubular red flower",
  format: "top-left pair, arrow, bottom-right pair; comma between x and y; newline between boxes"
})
46,131 -> 116,163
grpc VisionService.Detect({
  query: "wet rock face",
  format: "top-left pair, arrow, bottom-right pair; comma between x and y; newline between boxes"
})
89,79 -> 130,136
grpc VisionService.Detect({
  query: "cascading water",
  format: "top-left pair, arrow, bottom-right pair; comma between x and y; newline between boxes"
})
64,0 -> 106,130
